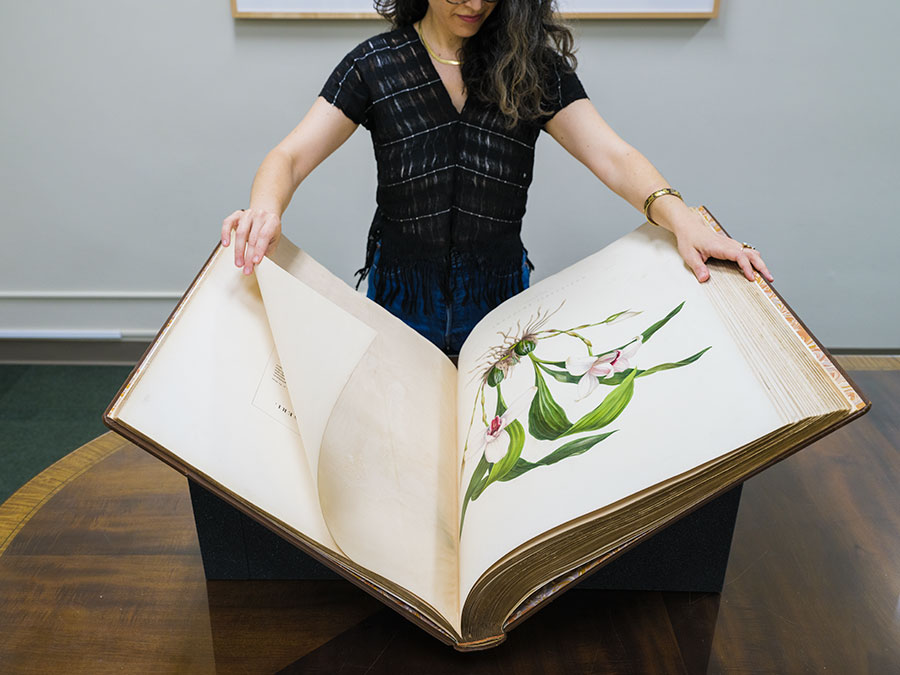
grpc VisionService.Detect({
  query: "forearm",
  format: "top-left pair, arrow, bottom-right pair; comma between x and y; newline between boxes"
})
547,99 -> 772,283
598,145 -> 696,237
546,101 -> 696,236
223,98 -> 358,274
248,147 -> 302,217
248,98 -> 358,217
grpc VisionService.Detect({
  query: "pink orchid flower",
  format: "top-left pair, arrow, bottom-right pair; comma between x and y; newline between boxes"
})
467,386 -> 536,466
565,336 -> 642,401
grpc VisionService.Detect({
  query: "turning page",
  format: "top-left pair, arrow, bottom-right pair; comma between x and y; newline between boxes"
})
111,246 -> 338,552
254,258 -> 377,494
455,224 -> 785,602
264,241 -> 462,631
112,239 -> 463,630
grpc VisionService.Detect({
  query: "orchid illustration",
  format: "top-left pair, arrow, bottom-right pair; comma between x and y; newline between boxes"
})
565,336 -> 642,400
466,386 -> 536,466
459,301 -> 711,534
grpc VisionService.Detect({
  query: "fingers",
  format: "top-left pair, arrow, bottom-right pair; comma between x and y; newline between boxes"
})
734,248 -> 756,282
221,210 -> 243,247
233,211 -> 253,271
246,213 -> 276,265
730,243 -> 774,283
250,219 -> 280,263
745,248 -> 774,283
222,209 -> 282,275
681,230 -> 775,284
679,245 -> 711,283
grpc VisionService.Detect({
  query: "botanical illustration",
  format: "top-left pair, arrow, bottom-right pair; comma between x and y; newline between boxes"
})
460,302 -> 711,532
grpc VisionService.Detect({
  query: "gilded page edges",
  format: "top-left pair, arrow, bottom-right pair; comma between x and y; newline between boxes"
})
696,207 -> 864,411
107,244 -> 226,420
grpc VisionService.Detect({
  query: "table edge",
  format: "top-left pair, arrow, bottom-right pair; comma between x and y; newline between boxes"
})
0,431 -> 131,556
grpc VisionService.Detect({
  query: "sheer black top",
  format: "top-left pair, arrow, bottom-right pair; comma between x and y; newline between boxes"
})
320,25 -> 588,313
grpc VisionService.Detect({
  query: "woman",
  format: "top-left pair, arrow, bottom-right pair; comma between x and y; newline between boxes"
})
222,0 -> 772,355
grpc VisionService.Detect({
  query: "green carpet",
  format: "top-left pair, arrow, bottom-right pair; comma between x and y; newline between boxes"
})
0,365 -> 132,504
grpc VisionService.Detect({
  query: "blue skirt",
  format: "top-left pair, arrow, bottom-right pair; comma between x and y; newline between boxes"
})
366,249 -> 531,356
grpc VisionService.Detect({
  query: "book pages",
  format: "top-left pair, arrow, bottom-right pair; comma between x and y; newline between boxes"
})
113,247 -> 339,552
455,225 -> 784,602
266,241 -> 463,631
108,221 -> 868,646
696,208 -> 865,412
255,258 -> 377,493
700,258 -> 850,421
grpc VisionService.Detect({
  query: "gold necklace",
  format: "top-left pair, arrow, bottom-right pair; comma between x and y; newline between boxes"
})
416,23 -> 461,66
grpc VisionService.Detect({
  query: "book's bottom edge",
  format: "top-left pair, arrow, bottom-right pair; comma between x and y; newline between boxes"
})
453,633 -> 507,652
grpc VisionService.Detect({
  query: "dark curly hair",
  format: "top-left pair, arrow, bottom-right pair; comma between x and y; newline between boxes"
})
373,0 -> 577,127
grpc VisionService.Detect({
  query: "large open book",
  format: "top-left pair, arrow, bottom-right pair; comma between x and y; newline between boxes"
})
104,207 -> 869,650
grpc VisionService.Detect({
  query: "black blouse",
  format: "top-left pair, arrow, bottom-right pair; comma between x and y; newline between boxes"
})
320,25 -> 588,313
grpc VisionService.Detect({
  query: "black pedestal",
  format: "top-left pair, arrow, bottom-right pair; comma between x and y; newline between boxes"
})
188,481 -> 742,592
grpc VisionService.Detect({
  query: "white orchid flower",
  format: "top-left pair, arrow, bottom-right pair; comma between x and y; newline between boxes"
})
565,336 -> 642,400
467,386 -> 536,466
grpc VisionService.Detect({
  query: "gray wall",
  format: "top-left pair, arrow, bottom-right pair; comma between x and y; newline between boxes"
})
1,0 -> 895,348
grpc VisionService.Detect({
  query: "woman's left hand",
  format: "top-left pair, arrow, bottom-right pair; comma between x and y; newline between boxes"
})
672,211 -> 774,284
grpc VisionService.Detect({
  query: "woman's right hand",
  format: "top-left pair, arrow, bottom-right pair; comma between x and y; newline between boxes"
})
218,97 -> 360,275
221,208 -> 282,275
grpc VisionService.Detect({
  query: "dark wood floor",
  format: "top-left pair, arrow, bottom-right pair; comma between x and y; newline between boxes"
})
0,363 -> 897,673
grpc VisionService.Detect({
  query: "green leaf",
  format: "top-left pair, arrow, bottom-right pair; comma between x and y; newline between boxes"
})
589,346 -> 713,386
498,431 -> 617,482
484,419 -> 526,486
528,359 -> 572,440
531,303 -> 689,387
640,301 -> 685,344
585,369 -> 636,386
495,386 -> 507,416
470,460 -> 492,501
460,453 -> 489,532
460,382 -> 528,530
597,303 -> 687,357
536,361 -> 581,385
637,346 -> 712,377
497,458 -> 536,482
538,432 -> 618,464
563,368 -> 637,437
538,359 -> 568,369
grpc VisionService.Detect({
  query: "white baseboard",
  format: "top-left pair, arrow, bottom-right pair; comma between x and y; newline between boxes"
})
0,339 -> 153,365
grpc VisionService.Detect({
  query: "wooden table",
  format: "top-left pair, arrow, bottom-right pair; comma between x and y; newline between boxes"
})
2,367 -> 899,673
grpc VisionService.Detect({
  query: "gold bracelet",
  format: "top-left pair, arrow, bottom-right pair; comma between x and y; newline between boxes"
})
643,188 -> 683,227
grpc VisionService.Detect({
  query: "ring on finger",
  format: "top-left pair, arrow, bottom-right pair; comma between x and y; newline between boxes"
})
741,242 -> 756,250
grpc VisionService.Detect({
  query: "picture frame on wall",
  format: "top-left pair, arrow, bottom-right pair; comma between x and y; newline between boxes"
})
231,0 -> 719,20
